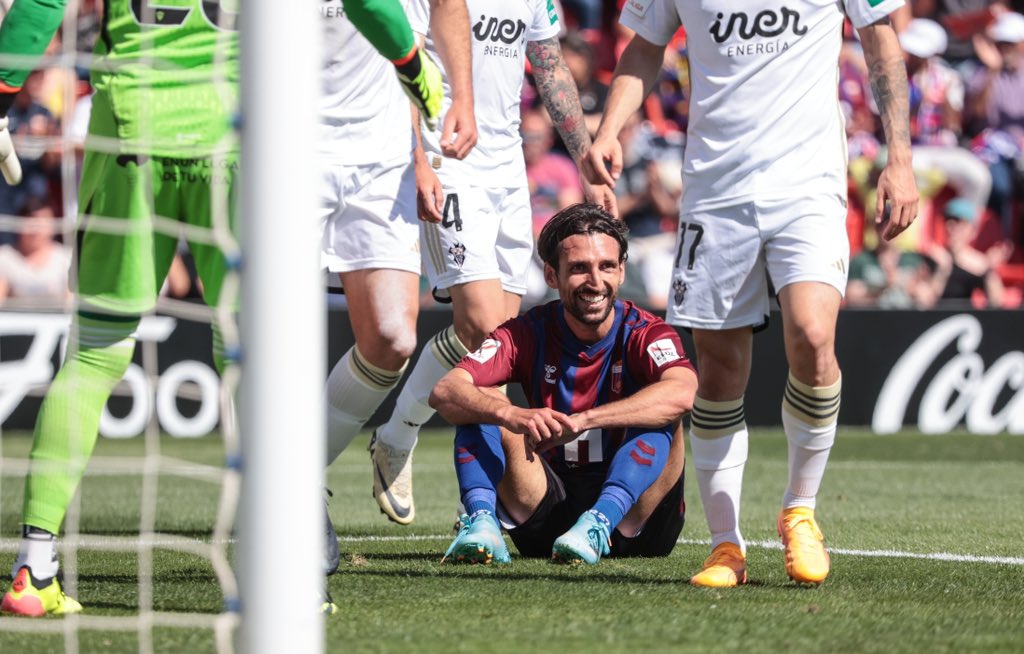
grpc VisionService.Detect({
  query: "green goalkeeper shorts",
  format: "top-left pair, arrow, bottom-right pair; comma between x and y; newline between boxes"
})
75,149 -> 238,315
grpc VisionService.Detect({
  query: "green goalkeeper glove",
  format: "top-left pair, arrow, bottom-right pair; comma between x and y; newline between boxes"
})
0,116 -> 21,185
394,46 -> 443,131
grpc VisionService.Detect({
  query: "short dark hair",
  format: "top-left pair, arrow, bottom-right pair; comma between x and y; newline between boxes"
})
536,203 -> 629,270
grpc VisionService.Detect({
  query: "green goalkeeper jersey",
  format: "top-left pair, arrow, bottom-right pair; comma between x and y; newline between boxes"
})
89,0 -> 239,156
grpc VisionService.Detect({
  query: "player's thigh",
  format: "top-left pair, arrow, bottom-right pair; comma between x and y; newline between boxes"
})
181,152 -> 238,308
322,158 -> 420,277
76,151 -> 160,315
340,267 -> 420,364
665,202 -> 769,331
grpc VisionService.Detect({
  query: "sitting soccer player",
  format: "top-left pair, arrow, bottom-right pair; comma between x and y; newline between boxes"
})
430,204 -> 698,565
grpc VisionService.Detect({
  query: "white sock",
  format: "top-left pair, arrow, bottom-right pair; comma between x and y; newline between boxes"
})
325,346 -> 405,465
13,526 -> 58,579
782,372 -> 840,510
378,326 -> 468,451
689,397 -> 748,553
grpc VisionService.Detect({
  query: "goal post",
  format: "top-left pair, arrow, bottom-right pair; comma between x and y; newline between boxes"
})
239,3 -> 325,653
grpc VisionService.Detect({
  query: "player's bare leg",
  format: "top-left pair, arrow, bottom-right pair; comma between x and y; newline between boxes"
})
687,327 -> 753,587
495,425 -> 549,526
776,281 -> 842,584
374,278 -> 520,524
326,268 -> 419,465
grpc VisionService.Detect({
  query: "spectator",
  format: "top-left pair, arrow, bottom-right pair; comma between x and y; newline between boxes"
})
902,18 -> 993,216
560,32 -> 607,136
524,108 -> 583,306
0,198 -> 70,305
967,11 -> 1024,244
614,111 -> 682,310
926,197 -> 1012,306
846,216 -> 939,308
0,70 -> 60,220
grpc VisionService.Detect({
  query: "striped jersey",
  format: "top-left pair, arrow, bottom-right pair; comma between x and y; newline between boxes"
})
457,299 -> 695,470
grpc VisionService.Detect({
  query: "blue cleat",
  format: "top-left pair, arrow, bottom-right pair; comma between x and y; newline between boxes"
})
441,511 -> 511,565
551,511 -> 611,565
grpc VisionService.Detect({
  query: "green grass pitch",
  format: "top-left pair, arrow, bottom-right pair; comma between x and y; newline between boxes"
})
1,428 -> 1022,652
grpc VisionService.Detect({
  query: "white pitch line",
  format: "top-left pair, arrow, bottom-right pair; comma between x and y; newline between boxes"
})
1,535 -> 1020,566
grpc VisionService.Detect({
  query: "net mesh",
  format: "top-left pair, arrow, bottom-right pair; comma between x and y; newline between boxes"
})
0,1 -> 241,650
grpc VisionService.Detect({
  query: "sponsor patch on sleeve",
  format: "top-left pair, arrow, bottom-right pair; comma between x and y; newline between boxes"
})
546,0 -> 558,25
647,338 -> 681,367
624,0 -> 654,18
467,338 -> 501,364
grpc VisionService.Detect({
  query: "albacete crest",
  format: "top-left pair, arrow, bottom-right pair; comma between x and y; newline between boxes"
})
449,241 -> 466,269
672,277 -> 687,306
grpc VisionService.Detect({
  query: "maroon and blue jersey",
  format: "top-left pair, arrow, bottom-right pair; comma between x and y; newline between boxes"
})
456,299 -> 695,470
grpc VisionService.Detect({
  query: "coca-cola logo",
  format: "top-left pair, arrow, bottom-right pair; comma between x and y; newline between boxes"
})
709,8 -> 807,44
873,314 -> 1024,434
472,15 -> 526,44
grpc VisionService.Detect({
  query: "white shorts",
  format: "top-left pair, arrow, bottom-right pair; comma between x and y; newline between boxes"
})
420,184 -> 533,301
666,194 -> 849,330
319,158 -> 420,275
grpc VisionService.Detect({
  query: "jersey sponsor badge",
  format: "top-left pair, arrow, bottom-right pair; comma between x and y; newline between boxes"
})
624,0 -> 654,18
647,338 -> 681,367
468,338 -> 501,363
546,0 -> 558,25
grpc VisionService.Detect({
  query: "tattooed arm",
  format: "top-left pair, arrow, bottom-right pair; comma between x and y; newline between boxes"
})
527,36 -> 617,216
859,18 -> 919,241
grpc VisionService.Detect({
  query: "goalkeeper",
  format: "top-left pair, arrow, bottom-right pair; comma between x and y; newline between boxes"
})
0,0 -> 68,185
2,0 -> 239,617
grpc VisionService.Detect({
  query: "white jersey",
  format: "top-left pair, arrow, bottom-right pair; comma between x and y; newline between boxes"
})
319,0 -> 414,165
620,0 -> 903,212
408,0 -> 560,187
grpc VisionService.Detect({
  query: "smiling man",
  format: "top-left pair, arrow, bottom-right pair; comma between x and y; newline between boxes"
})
429,203 -> 698,565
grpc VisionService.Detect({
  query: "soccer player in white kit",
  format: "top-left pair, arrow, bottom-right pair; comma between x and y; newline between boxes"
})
367,0 -> 617,525
318,0 -> 474,536
584,0 -> 919,586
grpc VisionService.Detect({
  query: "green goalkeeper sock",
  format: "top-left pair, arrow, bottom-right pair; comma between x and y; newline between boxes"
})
22,313 -> 139,535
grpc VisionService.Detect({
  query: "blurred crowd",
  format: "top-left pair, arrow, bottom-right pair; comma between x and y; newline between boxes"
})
2,0 -> 1023,311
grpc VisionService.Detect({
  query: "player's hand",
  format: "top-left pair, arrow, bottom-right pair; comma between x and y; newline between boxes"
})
414,157 -> 444,223
0,117 -> 23,185
875,160 -> 918,241
440,96 -> 476,160
395,46 -> 443,131
581,175 -> 618,218
500,407 -> 578,449
581,136 -> 622,189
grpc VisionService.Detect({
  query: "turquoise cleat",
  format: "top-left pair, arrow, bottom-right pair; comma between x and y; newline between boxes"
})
441,511 -> 511,565
551,511 -> 611,565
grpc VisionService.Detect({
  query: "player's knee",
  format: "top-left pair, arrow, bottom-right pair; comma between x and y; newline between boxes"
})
361,328 -> 417,368
453,314 -> 500,351
786,321 -> 835,370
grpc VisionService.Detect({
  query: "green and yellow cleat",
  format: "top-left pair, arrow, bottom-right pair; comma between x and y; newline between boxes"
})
1,567 -> 82,617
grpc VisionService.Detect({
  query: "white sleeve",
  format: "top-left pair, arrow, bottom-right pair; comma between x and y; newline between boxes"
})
843,0 -> 904,29
618,0 -> 681,47
406,0 -> 429,38
527,0 -> 561,42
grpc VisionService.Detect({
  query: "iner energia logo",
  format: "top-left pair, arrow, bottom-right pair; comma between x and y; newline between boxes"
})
709,7 -> 807,43
472,15 -> 527,44
873,314 -> 1024,434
